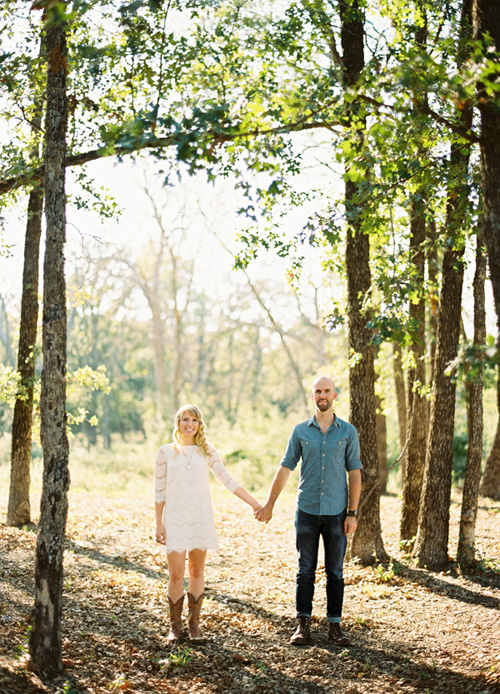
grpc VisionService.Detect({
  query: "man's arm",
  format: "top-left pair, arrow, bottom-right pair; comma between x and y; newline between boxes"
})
255,466 -> 291,523
344,468 -> 362,535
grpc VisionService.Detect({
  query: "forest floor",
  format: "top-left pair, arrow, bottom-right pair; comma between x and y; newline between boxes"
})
0,489 -> 499,694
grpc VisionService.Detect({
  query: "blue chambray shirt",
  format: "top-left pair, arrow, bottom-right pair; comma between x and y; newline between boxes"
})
280,415 -> 362,516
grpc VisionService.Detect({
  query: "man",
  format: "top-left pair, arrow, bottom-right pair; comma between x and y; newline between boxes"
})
255,375 -> 362,646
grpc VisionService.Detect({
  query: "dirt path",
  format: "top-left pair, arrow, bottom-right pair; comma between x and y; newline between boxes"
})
1,491 -> 499,693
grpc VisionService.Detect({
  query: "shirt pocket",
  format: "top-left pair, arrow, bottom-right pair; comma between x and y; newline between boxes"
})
298,436 -> 322,455
332,438 -> 348,459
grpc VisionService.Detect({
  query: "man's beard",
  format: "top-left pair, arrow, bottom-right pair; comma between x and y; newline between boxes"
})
317,400 -> 331,411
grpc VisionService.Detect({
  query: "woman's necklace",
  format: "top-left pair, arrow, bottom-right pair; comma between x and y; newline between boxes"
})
184,445 -> 197,469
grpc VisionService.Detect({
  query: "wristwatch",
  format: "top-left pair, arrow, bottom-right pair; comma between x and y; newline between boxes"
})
346,509 -> 358,518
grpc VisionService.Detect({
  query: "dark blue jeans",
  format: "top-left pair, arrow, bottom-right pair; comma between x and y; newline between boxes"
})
295,508 -> 347,623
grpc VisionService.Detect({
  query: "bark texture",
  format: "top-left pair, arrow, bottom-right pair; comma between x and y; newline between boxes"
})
473,0 -> 500,319
473,0 -> 500,501
413,248 -> 465,569
340,0 -> 387,564
29,11 -> 70,677
376,398 -> 388,495
400,198 -> 428,543
7,186 -> 43,526
458,233 -> 486,568
392,341 -> 407,479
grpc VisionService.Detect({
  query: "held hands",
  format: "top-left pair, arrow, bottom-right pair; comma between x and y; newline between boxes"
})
254,503 -> 273,523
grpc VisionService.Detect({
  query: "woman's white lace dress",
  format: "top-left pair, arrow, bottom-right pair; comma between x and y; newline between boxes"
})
154,443 -> 240,553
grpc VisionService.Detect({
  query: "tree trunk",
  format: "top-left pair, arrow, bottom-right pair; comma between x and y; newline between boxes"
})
480,373 -> 500,500
376,397 -> 388,494
413,247 -> 466,569
458,232 -> 486,568
6,33 -> 45,528
413,0 -> 473,572
29,8 -> 69,677
0,294 -> 15,367
392,341 -> 407,480
340,0 -> 387,564
473,0 -> 500,501
427,217 -> 439,388
400,197 -> 428,544
473,1 -> 500,320
6,185 -> 43,526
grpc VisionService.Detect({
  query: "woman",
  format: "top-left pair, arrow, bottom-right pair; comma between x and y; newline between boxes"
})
155,404 -> 261,643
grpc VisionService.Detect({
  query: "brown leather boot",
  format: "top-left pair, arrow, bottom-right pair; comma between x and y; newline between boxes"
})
328,622 -> 352,646
187,592 -> 204,642
290,616 -> 311,645
167,595 -> 184,643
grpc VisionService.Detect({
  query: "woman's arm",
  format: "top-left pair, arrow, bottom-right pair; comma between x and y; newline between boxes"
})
155,501 -> 166,544
154,446 -> 167,544
207,447 -> 261,512
233,485 -> 261,513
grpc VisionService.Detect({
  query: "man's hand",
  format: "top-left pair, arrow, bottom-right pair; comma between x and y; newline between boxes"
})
255,504 -> 273,523
344,515 -> 357,535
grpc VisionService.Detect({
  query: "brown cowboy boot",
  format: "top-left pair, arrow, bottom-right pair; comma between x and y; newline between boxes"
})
328,622 -> 352,646
167,595 -> 184,643
290,616 -> 311,645
187,592 -> 204,642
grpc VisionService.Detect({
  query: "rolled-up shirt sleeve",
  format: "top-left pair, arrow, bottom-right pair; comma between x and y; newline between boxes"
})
154,446 -> 167,503
345,426 -> 362,471
280,425 -> 302,471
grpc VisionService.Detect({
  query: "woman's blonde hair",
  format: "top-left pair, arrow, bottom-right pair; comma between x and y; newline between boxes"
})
173,404 -> 211,457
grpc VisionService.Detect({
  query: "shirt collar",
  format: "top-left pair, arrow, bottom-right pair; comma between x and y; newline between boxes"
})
308,414 -> 339,429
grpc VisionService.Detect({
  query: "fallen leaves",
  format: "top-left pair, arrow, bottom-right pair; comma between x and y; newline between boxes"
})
1,491 -> 500,693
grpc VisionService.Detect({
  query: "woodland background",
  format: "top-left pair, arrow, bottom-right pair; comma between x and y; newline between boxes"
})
0,0 -> 500,687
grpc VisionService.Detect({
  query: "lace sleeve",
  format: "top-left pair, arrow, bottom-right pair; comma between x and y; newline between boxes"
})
207,446 -> 240,493
155,446 -> 167,503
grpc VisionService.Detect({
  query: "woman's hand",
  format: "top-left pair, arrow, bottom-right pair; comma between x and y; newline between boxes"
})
255,503 -> 273,523
155,522 -> 166,545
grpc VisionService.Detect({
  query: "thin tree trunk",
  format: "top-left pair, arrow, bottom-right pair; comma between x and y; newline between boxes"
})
480,371 -> 500,500
0,295 -> 15,367
473,1 -> 500,318
29,8 -> 69,676
6,186 -> 43,526
392,341 -> 407,480
376,397 -> 388,494
427,217 -> 439,388
458,232 -> 486,568
473,0 -> 500,501
7,34 -> 45,527
340,0 -> 387,564
375,349 -> 387,494
400,197 -> 428,543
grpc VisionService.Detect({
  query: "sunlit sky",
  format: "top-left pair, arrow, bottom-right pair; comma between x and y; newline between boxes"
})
0,142 -> 338,335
